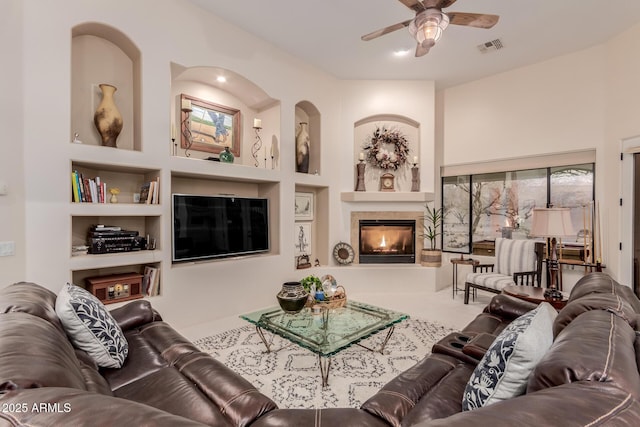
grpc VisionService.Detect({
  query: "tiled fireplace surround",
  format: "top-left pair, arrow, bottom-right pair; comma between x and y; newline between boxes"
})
350,211 -> 424,265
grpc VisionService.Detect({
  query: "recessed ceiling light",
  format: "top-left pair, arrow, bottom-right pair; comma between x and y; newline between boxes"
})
393,49 -> 411,57
217,76 -> 227,83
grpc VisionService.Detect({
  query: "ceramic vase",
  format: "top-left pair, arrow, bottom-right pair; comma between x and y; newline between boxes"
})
276,281 -> 308,314
94,84 -> 123,148
219,146 -> 234,163
295,122 -> 310,173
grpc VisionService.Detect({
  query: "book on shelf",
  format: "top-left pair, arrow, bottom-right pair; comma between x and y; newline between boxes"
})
72,171 -> 107,203
139,177 -> 160,205
143,265 -> 160,297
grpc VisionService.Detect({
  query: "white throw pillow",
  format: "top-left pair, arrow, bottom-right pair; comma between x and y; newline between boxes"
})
55,283 -> 128,368
462,302 -> 557,410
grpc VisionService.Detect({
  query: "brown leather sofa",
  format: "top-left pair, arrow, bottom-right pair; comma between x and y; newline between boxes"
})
1,273 -> 640,426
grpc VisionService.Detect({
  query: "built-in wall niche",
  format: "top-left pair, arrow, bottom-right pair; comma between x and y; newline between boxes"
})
294,184 -> 329,267
295,102 -> 321,175
71,262 -> 161,299
171,173 -> 280,256
71,161 -> 160,205
71,215 -> 161,253
71,23 -> 141,151
171,64 -> 281,168
353,114 -> 420,193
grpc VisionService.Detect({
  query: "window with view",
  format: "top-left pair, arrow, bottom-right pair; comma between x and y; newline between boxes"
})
442,163 -> 594,256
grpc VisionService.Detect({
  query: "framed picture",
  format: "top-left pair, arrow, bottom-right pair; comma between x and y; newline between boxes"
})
294,192 -> 314,220
180,94 -> 240,156
294,222 -> 312,256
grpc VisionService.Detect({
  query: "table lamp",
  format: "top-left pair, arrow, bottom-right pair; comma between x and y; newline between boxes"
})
530,207 -> 576,296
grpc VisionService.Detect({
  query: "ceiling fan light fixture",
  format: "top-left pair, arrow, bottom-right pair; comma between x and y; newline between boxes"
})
409,9 -> 450,48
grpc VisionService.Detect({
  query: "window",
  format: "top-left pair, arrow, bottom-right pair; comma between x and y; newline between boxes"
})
442,163 -> 594,255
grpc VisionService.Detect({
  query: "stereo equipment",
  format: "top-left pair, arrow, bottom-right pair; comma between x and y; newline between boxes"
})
85,272 -> 143,304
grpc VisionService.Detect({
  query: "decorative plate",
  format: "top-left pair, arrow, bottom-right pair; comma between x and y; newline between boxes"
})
333,242 -> 355,265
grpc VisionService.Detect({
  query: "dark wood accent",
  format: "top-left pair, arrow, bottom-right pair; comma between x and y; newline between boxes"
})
85,272 -> 144,305
503,284 -> 567,310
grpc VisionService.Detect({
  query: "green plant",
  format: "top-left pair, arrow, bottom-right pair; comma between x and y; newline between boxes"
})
422,203 -> 443,250
300,275 -> 321,293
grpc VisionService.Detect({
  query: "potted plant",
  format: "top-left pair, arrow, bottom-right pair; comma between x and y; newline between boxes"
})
300,274 -> 322,296
421,202 -> 443,267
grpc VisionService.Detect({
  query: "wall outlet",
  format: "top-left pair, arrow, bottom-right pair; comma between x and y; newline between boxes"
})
0,181 -> 8,196
0,241 -> 15,256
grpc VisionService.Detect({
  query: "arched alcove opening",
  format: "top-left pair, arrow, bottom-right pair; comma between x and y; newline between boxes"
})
71,22 -> 141,150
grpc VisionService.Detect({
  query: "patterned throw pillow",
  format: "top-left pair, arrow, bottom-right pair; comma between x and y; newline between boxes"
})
462,302 -> 557,410
55,283 -> 128,368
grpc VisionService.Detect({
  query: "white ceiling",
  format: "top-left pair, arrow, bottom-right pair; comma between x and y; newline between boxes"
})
190,0 -> 640,89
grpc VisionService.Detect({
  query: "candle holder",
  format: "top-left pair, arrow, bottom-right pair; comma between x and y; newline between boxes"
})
355,160 -> 366,192
411,163 -> 420,192
181,105 -> 193,157
251,126 -> 262,167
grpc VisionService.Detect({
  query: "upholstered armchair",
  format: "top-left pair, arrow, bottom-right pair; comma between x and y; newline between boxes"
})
464,238 -> 544,304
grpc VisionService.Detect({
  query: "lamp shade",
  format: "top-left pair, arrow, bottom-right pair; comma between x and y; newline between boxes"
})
530,208 -> 576,238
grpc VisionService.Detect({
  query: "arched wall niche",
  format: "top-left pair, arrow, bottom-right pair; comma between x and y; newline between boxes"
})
71,22 -> 141,151
354,113 -> 420,192
170,63 -> 281,166
294,100 -> 321,175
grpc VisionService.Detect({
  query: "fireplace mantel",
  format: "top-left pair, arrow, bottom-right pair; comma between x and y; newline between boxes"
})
341,191 -> 434,203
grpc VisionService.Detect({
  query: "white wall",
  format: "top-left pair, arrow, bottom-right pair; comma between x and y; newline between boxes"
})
0,0 -> 25,283
441,22 -> 640,286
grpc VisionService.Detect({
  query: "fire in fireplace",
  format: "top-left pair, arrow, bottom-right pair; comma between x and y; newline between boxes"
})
359,219 -> 416,264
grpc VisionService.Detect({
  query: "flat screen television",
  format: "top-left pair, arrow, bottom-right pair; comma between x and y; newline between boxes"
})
172,194 -> 270,262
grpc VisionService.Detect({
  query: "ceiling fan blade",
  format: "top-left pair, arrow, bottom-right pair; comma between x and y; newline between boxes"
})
423,0 -> 457,9
361,19 -> 412,41
415,41 -> 432,57
398,0 -> 425,13
447,12 -> 499,29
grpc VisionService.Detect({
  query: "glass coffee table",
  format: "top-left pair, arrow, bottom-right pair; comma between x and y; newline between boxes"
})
240,301 -> 408,387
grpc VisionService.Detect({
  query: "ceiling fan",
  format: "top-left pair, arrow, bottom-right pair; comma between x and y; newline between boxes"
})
361,0 -> 499,57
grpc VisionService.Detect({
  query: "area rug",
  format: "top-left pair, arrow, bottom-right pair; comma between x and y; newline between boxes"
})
193,318 -> 454,409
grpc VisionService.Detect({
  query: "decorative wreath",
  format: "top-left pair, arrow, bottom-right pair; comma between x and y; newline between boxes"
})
363,126 -> 410,170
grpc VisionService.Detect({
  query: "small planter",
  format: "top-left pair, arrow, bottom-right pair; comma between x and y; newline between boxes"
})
421,248 -> 442,267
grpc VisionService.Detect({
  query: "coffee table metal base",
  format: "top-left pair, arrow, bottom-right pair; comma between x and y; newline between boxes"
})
254,324 -> 397,387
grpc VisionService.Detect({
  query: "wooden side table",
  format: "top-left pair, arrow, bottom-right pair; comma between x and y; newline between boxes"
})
451,258 -> 479,299
502,284 -> 568,310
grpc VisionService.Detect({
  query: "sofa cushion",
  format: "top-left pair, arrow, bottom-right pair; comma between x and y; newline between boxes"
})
0,281 -> 65,333
465,272 -> 516,292
462,302 -> 557,410
528,309 -> 640,399
494,237 -> 537,276
56,283 -> 128,368
0,313 -> 87,391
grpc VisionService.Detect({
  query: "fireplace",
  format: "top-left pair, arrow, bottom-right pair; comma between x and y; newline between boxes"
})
359,219 -> 416,264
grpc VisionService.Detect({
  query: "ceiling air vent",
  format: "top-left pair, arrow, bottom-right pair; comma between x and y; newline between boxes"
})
477,38 -> 504,53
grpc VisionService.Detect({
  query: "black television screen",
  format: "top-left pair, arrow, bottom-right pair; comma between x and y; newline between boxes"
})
172,194 -> 270,262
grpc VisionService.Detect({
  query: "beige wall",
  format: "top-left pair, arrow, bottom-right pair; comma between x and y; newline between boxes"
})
0,0 -> 25,284
440,22 -> 640,283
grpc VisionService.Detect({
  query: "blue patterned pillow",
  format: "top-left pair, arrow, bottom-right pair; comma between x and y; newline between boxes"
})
462,302 -> 557,410
55,283 -> 128,368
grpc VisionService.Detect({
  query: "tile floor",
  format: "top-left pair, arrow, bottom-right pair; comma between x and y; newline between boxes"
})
179,285 -> 493,341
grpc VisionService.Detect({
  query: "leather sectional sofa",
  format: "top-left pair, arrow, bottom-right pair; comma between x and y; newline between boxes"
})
0,272 -> 639,426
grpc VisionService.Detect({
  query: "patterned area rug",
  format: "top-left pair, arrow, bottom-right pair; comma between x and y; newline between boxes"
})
193,318 -> 454,409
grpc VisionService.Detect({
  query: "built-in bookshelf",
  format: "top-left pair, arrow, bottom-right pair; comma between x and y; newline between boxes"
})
69,23 -> 163,296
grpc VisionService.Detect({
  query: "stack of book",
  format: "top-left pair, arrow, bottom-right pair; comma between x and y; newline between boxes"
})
72,171 -> 107,203
139,177 -> 160,204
